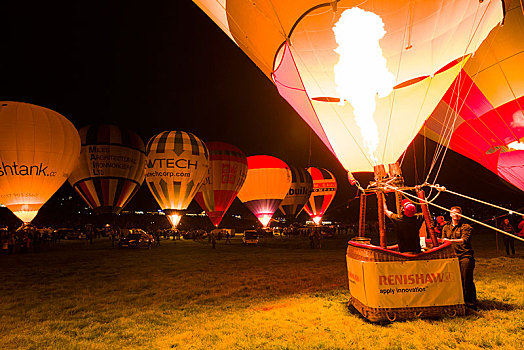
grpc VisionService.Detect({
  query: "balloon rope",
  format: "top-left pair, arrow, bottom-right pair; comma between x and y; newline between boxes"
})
425,1 -> 498,183
390,185 -> 524,242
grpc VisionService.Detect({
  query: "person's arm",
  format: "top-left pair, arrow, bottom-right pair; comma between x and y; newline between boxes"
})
440,224 -> 463,242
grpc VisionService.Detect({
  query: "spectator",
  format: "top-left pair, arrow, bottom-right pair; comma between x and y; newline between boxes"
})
442,206 -> 477,310
499,218 -> 516,256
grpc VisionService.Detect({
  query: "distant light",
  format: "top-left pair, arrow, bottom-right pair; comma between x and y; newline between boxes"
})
135,211 -> 144,214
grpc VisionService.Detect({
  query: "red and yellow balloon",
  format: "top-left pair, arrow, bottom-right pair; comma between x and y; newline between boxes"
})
237,155 -> 291,227
423,1 -> 524,192
303,167 -> 337,225
194,142 -> 247,227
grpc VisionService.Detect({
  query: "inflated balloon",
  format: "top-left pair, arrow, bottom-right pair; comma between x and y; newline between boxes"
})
193,0 -> 502,173
68,124 -> 146,214
423,2 -> 524,192
145,131 -> 209,227
0,102 -> 81,223
237,155 -> 291,227
194,142 -> 247,227
278,165 -> 313,219
303,167 -> 337,225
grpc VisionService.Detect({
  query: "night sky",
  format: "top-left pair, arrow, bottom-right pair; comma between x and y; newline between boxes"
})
2,1 -> 522,222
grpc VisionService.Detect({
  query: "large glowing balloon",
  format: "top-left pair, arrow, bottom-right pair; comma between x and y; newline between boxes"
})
68,124 -> 146,214
278,165 -> 313,219
237,155 -> 291,227
423,1 -> 524,192
145,131 -> 209,227
194,142 -> 248,227
0,102 -> 81,223
303,167 -> 337,225
193,0 -> 502,173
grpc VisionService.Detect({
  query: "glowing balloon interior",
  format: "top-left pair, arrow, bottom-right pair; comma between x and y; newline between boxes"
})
237,155 -> 291,227
193,0 -> 503,173
0,102 -> 81,223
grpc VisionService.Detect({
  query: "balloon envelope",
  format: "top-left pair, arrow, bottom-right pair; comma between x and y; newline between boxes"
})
194,142 -> 248,227
423,2 -> 524,192
303,167 -> 337,224
68,124 -> 146,214
237,155 -> 291,227
145,131 -> 209,220
278,165 -> 313,218
193,0 -> 503,173
0,102 -> 81,223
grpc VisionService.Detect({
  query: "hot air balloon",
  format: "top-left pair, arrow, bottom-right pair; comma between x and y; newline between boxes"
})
193,0 -> 503,175
68,124 -> 146,215
237,155 -> 291,227
423,1 -> 524,192
194,142 -> 247,227
0,102 -> 81,223
303,167 -> 337,225
145,131 -> 209,228
278,165 -> 313,220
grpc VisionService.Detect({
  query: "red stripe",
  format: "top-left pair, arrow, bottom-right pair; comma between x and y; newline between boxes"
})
248,155 -> 288,170
78,182 -> 97,208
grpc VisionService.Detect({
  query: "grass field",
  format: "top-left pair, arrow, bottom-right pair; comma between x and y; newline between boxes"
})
1,232 -> 523,350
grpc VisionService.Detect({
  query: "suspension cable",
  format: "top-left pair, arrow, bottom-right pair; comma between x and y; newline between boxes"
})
388,186 -> 524,242
426,184 -> 524,217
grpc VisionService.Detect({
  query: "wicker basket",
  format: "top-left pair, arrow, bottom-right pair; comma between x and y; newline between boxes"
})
347,239 -> 466,322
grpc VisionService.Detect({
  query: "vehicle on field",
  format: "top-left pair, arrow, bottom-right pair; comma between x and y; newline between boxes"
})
118,229 -> 152,249
242,230 -> 259,246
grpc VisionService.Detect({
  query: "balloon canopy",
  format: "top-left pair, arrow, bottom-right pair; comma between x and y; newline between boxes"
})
0,102 -> 81,223
303,167 -> 337,224
193,0 -> 503,174
278,165 -> 313,219
145,131 -> 209,227
68,124 -> 146,215
194,141 -> 248,227
237,155 -> 291,227
423,1 -> 524,192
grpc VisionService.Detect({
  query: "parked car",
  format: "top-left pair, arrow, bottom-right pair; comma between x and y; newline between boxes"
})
242,230 -> 259,246
54,228 -> 85,240
118,230 -> 152,249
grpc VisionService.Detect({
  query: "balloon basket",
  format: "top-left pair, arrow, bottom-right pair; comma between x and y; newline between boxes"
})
346,239 -> 465,322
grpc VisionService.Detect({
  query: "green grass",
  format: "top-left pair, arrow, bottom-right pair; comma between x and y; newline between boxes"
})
1,233 -> 523,349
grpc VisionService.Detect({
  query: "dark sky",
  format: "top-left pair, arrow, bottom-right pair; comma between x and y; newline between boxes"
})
2,1 -> 522,221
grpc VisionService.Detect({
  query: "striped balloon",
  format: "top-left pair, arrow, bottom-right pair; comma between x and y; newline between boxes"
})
303,167 -> 337,224
145,131 -> 209,220
278,165 -> 313,218
194,142 -> 247,227
237,155 -> 291,227
68,124 -> 146,215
